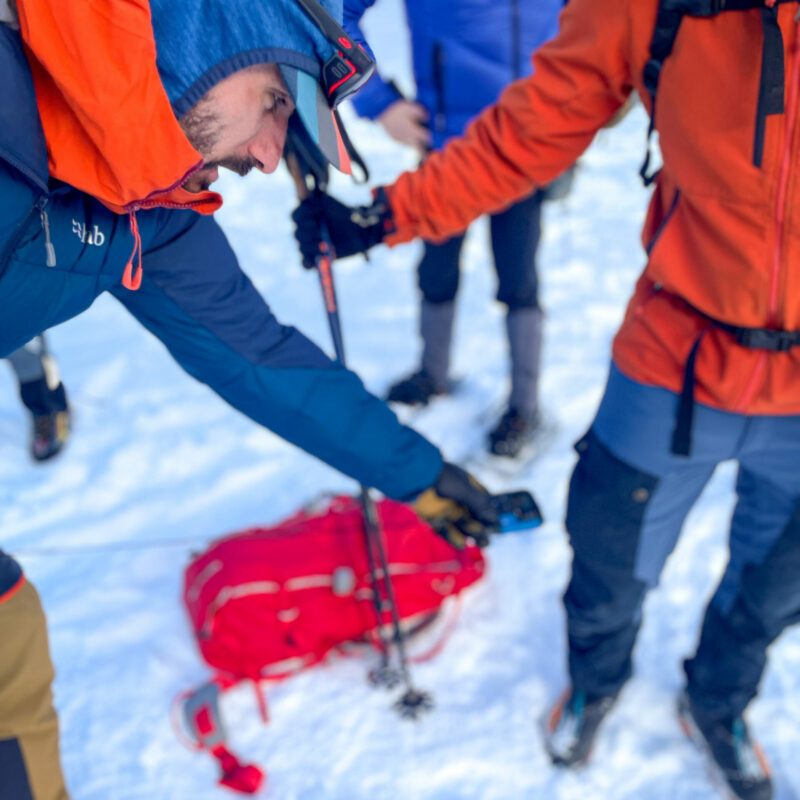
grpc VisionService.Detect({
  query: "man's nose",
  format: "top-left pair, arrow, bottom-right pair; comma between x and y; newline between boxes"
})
248,115 -> 289,174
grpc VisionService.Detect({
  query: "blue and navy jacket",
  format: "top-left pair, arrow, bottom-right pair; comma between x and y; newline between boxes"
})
0,16 -> 442,595
345,0 -> 564,149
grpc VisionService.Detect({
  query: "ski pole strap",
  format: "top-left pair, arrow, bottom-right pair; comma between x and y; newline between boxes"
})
667,288 -> 800,456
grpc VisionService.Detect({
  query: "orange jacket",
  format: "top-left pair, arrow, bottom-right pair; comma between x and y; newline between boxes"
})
385,0 -> 800,416
15,0 -> 220,217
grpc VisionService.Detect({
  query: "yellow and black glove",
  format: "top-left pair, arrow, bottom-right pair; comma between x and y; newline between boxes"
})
414,462 -> 500,550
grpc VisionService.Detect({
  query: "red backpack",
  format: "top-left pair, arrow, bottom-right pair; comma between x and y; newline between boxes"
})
178,495 -> 486,793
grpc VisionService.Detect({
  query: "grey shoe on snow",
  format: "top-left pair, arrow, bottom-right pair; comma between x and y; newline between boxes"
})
543,688 -> 615,767
487,408 -> 542,457
386,369 -> 449,406
678,691 -> 773,800
31,407 -> 71,462
20,376 -> 71,462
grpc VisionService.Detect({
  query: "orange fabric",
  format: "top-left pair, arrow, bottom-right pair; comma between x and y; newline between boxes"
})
15,0 -> 221,215
385,0 -> 800,416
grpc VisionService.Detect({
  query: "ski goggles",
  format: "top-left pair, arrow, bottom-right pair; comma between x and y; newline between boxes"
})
295,0 -> 375,108
278,0 -> 375,173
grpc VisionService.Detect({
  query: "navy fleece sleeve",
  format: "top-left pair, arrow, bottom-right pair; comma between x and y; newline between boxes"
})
111,208 -> 442,500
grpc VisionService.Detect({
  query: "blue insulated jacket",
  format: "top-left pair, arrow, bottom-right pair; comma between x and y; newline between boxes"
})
344,0 -> 564,149
0,21 -> 441,588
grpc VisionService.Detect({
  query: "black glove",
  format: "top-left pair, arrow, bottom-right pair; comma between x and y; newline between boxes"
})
291,188 -> 394,269
413,462 -> 501,549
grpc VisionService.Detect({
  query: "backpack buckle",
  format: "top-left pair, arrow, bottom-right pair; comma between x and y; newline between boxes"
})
735,328 -> 799,351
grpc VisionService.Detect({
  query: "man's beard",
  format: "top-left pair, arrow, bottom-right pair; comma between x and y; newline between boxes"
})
179,100 -> 259,191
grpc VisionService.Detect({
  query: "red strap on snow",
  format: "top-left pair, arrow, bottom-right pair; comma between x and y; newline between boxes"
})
253,681 -> 270,724
410,596 -> 463,665
211,744 -> 265,794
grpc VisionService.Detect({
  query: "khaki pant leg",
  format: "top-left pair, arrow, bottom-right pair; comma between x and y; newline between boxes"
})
0,579 -> 68,800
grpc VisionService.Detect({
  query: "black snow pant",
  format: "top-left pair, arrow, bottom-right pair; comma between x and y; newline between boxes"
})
565,363 -> 800,721
416,189 -> 543,310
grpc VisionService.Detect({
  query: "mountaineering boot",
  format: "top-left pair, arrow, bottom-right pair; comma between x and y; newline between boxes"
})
489,307 -> 543,456
543,688 -> 615,767
31,406 -> 71,462
386,369 -> 448,405
20,376 -> 71,462
678,692 -> 773,800
386,300 -> 455,406
488,407 -> 542,457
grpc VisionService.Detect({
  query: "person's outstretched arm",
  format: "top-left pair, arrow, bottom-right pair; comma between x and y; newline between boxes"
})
294,0 -> 635,260
112,209 -> 442,502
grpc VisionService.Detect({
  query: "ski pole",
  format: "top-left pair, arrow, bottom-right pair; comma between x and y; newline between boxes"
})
311,202 -> 432,716
284,150 -> 397,680
285,144 -> 432,716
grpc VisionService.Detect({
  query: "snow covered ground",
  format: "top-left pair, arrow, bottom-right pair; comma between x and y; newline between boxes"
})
3,2 -> 800,798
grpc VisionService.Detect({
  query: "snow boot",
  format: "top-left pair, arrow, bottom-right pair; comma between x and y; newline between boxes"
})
31,406 -> 71,462
386,301 -> 454,406
543,688 -> 615,767
678,691 -> 773,800
386,369 -> 449,406
487,407 -> 542,457
20,377 -> 71,462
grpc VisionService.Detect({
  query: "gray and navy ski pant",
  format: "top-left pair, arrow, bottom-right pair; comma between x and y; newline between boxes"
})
565,362 -> 800,722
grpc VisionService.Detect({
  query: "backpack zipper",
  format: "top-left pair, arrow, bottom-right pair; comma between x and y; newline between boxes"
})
37,196 -> 57,267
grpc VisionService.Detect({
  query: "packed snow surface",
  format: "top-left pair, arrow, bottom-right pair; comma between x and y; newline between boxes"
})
3,2 -> 799,798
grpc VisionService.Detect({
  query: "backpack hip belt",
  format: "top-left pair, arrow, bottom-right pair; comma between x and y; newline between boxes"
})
659,286 -> 800,456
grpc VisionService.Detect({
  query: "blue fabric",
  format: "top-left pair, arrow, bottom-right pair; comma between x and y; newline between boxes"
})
0,738 -> 34,800
344,0 -> 563,148
150,0 -> 343,116
593,363 -> 800,611
0,551 -> 22,599
0,24 -> 442,502
111,209 -> 441,499
686,516 -> 800,721
565,362 -> 800,705
564,428 -> 658,699
0,26 -> 47,192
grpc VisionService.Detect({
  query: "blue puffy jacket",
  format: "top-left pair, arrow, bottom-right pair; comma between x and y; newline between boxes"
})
345,0 -> 564,149
0,15 -> 442,595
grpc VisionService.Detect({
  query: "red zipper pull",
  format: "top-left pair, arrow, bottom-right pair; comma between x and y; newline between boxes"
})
122,210 -> 143,291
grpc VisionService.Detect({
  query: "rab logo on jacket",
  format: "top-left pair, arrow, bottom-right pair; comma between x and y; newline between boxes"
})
72,219 -> 105,246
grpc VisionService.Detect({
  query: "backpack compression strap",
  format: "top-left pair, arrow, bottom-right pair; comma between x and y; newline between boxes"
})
640,0 -> 795,185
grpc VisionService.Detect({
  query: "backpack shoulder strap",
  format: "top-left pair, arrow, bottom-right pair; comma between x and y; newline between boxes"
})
640,1 -> 689,185
640,0 -> 793,185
